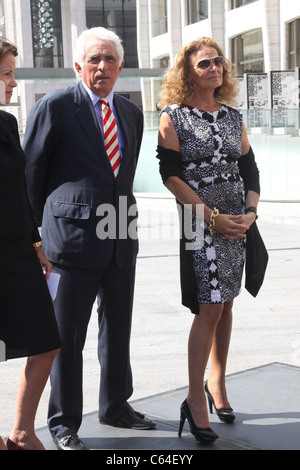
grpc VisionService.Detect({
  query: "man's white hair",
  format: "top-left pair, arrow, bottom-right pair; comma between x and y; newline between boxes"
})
74,27 -> 124,77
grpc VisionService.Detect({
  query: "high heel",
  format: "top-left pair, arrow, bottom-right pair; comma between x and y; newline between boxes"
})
204,381 -> 235,424
6,438 -> 25,450
178,399 -> 218,444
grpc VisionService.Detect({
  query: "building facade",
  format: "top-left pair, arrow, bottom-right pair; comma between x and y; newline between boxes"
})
0,0 -> 299,126
138,0 -> 300,111
0,0 -> 142,129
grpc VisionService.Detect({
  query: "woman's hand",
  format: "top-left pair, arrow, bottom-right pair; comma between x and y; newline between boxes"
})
214,213 -> 254,240
34,247 -> 52,280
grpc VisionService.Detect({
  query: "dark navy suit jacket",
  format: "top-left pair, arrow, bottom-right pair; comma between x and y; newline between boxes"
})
23,81 -> 143,269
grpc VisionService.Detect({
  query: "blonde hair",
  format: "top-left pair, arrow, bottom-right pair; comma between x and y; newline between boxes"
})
158,37 -> 239,108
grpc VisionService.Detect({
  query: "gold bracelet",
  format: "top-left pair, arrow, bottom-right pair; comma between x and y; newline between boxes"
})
33,241 -> 42,248
208,208 -> 219,242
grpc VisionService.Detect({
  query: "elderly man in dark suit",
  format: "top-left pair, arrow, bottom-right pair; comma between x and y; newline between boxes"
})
23,27 -> 155,451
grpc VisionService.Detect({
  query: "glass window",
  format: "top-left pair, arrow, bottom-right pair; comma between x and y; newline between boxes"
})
152,0 -> 167,37
230,0 -> 257,9
31,0 -> 64,68
231,29 -> 264,75
160,56 -> 170,69
288,18 -> 300,70
186,0 -> 208,25
85,0 -> 138,68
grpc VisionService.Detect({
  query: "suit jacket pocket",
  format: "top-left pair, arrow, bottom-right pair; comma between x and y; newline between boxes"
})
52,201 -> 91,220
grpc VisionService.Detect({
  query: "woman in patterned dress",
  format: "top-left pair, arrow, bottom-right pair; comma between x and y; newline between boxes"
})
157,38 -> 260,444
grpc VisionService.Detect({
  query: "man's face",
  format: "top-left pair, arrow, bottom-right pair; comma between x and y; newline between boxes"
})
75,38 -> 124,97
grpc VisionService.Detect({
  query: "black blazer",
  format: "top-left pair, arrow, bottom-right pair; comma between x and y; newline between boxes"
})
0,110 -> 40,241
23,81 -> 143,269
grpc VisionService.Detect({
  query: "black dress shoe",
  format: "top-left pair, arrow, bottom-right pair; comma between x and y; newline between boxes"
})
53,431 -> 88,450
100,407 -> 156,430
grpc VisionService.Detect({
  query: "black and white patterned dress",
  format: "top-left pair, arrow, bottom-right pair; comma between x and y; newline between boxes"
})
163,104 -> 246,308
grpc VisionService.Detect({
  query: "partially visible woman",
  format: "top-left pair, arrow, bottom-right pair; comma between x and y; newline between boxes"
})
0,38 -> 60,450
157,37 -> 260,444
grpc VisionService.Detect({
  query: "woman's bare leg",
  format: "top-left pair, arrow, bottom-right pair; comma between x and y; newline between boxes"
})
207,300 -> 233,409
186,303 -> 223,428
0,436 -> 7,450
8,349 -> 59,450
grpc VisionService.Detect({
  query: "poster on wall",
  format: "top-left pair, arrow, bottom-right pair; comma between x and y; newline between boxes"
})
236,76 -> 247,109
271,70 -> 300,128
271,70 -> 298,109
247,73 -> 268,109
296,68 -> 300,109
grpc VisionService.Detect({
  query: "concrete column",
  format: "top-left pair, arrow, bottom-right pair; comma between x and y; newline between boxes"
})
62,0 -> 86,68
167,0 -> 181,63
137,0 -> 150,68
209,0 -> 225,50
6,0 -> 33,67
263,0 -> 281,71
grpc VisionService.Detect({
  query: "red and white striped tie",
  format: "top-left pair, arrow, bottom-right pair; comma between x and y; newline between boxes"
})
100,98 -> 121,179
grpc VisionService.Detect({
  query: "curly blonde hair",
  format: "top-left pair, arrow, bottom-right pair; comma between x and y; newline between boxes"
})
158,37 -> 239,108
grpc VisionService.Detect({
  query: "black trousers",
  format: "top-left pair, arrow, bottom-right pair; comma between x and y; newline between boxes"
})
47,261 -> 136,438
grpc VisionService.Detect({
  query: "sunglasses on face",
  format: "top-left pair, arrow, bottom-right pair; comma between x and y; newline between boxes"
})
194,56 -> 224,70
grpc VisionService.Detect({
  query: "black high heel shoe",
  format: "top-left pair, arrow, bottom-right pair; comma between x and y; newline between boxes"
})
204,381 -> 235,424
178,399 -> 218,444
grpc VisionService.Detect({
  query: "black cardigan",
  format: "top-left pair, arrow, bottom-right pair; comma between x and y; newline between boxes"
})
0,110 -> 40,241
156,144 -> 260,195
